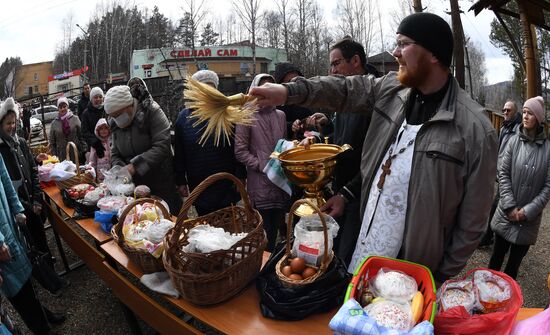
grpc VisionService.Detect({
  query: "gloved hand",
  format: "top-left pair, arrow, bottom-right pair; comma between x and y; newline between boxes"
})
92,140 -> 105,158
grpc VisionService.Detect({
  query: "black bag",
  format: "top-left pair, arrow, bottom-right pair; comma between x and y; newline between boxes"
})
255,242 -> 352,321
60,189 -> 97,219
20,225 -> 64,294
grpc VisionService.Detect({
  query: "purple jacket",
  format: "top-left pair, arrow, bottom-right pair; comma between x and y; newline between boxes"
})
235,103 -> 288,210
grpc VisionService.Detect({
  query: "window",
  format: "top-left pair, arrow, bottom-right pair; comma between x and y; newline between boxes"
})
34,85 -> 38,93
28,87 -> 33,96
34,73 -> 39,81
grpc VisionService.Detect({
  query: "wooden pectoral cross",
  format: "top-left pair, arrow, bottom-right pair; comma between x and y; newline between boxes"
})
377,156 -> 393,190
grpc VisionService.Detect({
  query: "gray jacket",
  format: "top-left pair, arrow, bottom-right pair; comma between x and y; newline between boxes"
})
110,98 -> 181,214
491,127 -> 550,245
49,114 -> 87,162
285,72 -> 498,282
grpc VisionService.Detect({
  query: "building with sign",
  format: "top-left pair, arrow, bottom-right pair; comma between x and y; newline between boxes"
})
130,42 -> 288,94
14,61 -> 53,100
47,67 -> 89,100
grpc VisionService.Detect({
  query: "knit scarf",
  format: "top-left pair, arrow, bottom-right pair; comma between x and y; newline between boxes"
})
59,111 -> 73,136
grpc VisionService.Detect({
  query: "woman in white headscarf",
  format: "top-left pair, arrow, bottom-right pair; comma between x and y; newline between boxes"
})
104,82 -> 181,215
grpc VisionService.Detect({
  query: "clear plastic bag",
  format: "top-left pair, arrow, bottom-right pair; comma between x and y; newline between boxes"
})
291,214 -> 339,267
473,269 -> 512,313
438,278 -> 476,314
370,268 -> 418,303
364,299 -> 415,332
102,165 -> 135,195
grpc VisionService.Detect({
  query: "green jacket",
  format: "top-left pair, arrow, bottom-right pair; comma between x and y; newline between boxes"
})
285,72 -> 498,282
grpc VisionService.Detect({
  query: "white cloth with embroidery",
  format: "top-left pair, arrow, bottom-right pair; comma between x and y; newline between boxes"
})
349,121 -> 422,272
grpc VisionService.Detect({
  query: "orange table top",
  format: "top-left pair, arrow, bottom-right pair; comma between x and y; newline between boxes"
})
43,185 -> 112,244
101,240 -> 334,335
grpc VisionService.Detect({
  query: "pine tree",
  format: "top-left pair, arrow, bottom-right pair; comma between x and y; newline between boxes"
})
200,23 -> 219,46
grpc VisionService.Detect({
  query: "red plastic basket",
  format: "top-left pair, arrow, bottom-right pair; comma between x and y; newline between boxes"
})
344,255 -> 437,323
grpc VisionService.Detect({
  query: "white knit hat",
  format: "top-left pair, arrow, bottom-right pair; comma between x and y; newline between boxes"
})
0,97 -> 19,121
104,85 -> 134,115
57,96 -> 69,108
90,86 -> 104,98
523,96 -> 545,124
191,70 -> 219,88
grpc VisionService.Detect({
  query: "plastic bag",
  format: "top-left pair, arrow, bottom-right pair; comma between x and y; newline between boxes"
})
48,161 -> 77,181
434,268 -> 523,335
292,213 -> 339,267
256,242 -> 351,321
102,165 -> 135,195
438,279 -> 476,314
370,268 -> 418,304
182,224 -> 248,253
364,300 -> 415,332
329,298 -> 434,335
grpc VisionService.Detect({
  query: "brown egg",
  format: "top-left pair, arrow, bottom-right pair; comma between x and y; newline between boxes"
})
281,265 -> 293,277
288,273 -> 303,280
301,267 -> 317,279
290,257 -> 306,274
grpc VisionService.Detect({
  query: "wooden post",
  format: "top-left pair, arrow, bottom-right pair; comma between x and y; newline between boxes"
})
519,1 -> 537,98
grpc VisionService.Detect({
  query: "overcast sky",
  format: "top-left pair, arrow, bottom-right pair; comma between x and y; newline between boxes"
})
0,0 -> 512,84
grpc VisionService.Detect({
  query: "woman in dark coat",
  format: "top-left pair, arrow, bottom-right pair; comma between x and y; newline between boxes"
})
104,82 -> 181,215
489,96 -> 550,279
174,70 -> 245,216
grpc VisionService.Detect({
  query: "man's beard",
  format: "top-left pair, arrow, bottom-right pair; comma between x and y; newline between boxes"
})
396,54 -> 431,87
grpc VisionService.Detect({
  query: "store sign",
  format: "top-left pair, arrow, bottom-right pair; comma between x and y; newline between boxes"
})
170,48 -> 238,58
48,66 -> 88,81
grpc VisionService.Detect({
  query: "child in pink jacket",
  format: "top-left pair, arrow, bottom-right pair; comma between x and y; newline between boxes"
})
88,118 -> 111,182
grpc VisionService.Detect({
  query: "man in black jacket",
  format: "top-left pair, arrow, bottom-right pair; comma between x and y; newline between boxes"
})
479,100 -> 522,247
308,37 -> 378,265
77,83 -> 91,117
81,87 -> 106,158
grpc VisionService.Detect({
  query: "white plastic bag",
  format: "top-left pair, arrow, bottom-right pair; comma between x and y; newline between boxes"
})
291,214 -> 339,267
49,161 -> 77,181
102,165 -> 135,195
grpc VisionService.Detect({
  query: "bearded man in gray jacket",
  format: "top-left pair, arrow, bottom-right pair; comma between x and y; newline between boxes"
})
250,12 -> 498,284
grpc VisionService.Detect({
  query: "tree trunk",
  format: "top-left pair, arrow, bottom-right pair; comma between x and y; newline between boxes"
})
450,0 -> 465,88
412,0 -> 423,12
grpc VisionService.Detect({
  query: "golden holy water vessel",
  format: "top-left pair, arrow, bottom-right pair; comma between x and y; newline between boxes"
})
270,139 -> 351,216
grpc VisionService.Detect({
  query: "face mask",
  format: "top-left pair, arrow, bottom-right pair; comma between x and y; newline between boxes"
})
114,112 -> 131,128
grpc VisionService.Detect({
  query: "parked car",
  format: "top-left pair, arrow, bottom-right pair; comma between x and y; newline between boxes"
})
32,105 -> 58,123
29,117 -> 43,138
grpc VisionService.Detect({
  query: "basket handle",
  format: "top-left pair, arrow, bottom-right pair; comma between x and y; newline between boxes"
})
114,197 -> 171,248
177,172 -> 252,222
285,199 -> 331,271
65,141 -> 80,175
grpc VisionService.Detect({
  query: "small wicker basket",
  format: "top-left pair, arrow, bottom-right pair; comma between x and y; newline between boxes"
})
112,198 -> 171,274
55,141 -> 95,190
27,127 -> 51,157
163,172 -> 266,305
275,199 -> 333,286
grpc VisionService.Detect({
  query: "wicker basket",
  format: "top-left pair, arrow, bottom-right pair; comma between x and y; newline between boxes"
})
112,198 -> 171,274
27,131 -> 51,157
55,141 -> 95,190
275,199 -> 333,286
163,172 -> 266,306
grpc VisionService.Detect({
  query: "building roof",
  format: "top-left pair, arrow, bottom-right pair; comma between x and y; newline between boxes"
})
470,0 -> 550,30
367,51 -> 397,64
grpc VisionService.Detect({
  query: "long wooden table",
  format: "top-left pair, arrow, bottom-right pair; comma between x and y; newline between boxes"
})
42,185 -> 545,334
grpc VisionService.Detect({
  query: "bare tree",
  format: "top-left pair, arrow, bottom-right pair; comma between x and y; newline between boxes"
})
335,0 -> 380,56
178,0 -> 208,49
465,38 -> 488,103
233,0 -> 262,75
276,0 -> 293,59
61,13 -> 75,71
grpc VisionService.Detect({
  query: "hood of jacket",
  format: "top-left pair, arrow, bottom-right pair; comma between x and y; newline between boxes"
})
94,118 -> 110,139
249,74 -> 276,113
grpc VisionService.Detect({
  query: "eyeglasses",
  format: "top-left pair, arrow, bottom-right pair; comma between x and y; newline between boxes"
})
394,40 -> 417,51
330,58 -> 347,68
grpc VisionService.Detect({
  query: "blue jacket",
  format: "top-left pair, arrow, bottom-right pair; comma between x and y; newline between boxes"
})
174,108 -> 245,212
0,154 -> 32,297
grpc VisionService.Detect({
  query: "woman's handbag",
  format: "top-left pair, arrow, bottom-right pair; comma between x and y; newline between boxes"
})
19,225 -> 64,294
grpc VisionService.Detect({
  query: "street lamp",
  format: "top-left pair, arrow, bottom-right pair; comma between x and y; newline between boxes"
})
76,23 -> 89,81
